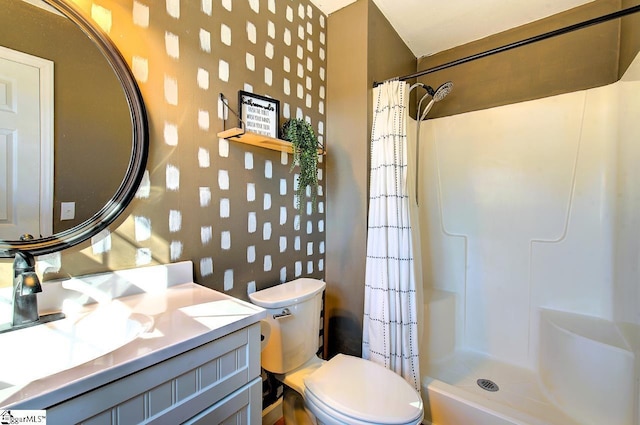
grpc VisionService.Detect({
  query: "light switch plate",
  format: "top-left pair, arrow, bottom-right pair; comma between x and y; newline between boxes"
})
61,202 -> 75,220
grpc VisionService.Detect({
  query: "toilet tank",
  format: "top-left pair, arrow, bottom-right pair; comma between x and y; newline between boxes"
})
248,278 -> 326,374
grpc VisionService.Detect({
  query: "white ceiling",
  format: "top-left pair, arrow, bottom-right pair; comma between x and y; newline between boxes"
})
309,0 -> 595,57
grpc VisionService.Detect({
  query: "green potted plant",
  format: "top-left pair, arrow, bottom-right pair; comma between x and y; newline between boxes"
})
282,118 -> 321,213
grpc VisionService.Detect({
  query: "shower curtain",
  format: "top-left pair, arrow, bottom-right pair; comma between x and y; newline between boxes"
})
362,80 -> 421,391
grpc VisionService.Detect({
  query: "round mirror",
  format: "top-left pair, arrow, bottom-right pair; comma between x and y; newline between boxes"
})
0,0 -> 148,256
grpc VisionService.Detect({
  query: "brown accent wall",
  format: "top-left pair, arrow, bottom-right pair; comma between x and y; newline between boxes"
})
326,0 -> 415,357
620,0 -> 640,76
417,0 -> 640,119
1,1 -> 328,301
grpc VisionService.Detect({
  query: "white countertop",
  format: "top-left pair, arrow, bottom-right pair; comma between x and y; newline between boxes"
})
0,263 -> 266,409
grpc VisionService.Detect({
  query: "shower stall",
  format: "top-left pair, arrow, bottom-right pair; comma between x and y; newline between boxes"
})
413,45 -> 640,425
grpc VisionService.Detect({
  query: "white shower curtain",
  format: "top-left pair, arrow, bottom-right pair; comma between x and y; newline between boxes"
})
362,80 -> 421,391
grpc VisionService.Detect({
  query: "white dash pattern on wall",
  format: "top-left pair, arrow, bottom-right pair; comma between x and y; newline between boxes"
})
165,31 -> 180,59
218,170 -> 229,190
164,75 -> 178,105
245,152 -> 254,169
131,56 -> 148,82
263,222 -> 272,240
201,0 -> 212,15
164,122 -> 178,145
199,28 -> 211,52
136,248 -> 152,266
224,270 -> 234,291
135,170 -> 150,199
247,21 -> 257,44
248,212 -> 257,233
268,21 -> 275,39
169,210 -> 182,232
200,258 -> 214,277
246,53 -> 255,71
264,255 -> 272,271
170,241 -> 183,261
166,0 -> 180,18
197,68 -> 209,90
91,4 -> 112,33
84,0 -> 327,298
198,110 -> 210,131
132,1 -> 149,28
219,60 -> 229,82
201,226 -> 213,245
221,231 -> 231,250
198,148 -> 211,168
218,137 -> 229,157
220,198 -> 230,217
166,164 -> 180,191
221,24 -> 232,46
247,183 -> 256,202
91,230 -> 111,255
199,187 -> 211,207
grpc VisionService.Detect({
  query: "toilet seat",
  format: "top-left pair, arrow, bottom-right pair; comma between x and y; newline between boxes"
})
303,354 -> 423,425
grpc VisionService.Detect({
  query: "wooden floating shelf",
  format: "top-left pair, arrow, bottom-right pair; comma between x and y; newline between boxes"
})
217,128 -> 325,154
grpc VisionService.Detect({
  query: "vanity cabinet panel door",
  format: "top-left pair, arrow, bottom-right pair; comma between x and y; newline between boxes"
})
116,394 -> 146,424
147,381 -> 173,417
184,377 -> 261,425
46,323 -> 261,425
81,411 -> 111,425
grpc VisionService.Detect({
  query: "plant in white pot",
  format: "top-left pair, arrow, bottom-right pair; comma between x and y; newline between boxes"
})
282,118 -> 321,213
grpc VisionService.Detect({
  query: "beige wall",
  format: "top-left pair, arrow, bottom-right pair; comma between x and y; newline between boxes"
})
620,0 -> 640,76
326,0 -> 415,356
417,0 -> 640,119
326,0 -> 369,357
2,0 -> 328,301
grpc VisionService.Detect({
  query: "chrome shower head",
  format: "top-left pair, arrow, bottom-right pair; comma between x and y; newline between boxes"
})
426,81 -> 453,102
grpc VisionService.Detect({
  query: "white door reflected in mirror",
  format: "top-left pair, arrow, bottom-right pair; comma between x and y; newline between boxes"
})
0,46 -> 53,240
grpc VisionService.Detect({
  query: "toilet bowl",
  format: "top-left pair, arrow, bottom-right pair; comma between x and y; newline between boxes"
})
249,278 -> 424,425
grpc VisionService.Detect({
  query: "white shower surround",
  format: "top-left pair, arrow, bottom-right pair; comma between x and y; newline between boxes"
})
415,52 -> 640,425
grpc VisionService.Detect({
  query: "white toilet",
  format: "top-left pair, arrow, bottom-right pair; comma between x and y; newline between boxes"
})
249,278 -> 424,425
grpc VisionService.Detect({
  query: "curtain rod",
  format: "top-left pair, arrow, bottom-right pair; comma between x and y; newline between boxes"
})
373,4 -> 640,88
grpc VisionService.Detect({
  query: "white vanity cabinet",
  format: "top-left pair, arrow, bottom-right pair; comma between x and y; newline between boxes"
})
47,323 -> 262,425
0,262 -> 267,425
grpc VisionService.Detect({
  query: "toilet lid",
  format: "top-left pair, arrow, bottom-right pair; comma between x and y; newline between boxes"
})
303,354 -> 423,424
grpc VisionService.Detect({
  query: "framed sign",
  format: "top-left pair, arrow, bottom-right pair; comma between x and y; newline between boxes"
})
238,91 -> 280,138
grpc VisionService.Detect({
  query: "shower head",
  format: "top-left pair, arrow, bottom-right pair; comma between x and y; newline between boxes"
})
418,81 -> 454,121
408,82 -> 425,94
426,81 -> 453,102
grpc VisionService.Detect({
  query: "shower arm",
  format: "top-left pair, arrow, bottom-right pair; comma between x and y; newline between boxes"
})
413,87 -> 444,206
413,92 -> 433,206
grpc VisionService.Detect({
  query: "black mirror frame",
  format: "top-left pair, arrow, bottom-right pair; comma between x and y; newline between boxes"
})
0,0 -> 148,257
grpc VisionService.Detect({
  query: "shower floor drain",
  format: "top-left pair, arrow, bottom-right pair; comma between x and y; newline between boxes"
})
477,378 -> 499,392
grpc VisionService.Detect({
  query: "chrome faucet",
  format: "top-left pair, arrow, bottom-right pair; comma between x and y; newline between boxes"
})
11,251 -> 42,327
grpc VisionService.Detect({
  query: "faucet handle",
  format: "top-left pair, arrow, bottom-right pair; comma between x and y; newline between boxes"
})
16,272 -> 42,295
13,251 -> 42,295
